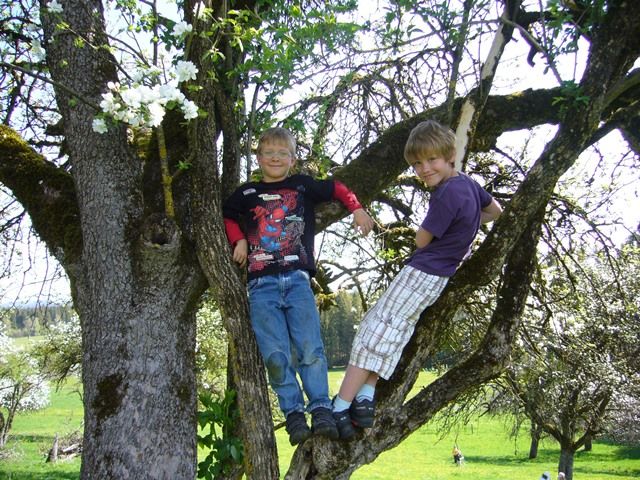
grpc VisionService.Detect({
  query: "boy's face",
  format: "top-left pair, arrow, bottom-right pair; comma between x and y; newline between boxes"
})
257,140 -> 295,183
409,153 -> 456,187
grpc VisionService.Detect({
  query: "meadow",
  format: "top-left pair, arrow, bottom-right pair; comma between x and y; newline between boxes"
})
1,370 -> 638,479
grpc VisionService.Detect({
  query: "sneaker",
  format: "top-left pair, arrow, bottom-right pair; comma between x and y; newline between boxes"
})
285,411 -> 311,446
332,408 -> 356,440
311,407 -> 339,440
350,397 -> 375,428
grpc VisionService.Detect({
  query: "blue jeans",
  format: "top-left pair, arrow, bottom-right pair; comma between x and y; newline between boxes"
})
248,270 -> 331,416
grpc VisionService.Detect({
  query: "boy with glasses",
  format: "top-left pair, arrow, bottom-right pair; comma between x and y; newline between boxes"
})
223,127 -> 374,445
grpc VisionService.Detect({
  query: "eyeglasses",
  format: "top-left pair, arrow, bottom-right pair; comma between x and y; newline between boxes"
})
260,150 -> 292,159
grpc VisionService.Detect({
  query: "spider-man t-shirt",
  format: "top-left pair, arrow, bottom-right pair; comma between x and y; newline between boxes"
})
222,174 -> 335,281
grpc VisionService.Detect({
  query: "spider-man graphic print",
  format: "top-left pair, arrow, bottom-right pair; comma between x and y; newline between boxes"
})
223,174 -> 361,281
247,188 -> 308,273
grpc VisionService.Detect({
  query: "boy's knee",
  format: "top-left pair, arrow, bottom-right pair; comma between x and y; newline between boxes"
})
298,343 -> 324,366
265,351 -> 288,384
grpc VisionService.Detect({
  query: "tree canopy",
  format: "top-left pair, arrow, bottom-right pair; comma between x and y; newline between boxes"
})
1,1 -> 639,478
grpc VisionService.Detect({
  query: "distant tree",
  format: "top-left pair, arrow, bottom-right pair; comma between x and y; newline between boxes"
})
321,290 -> 363,368
195,297 -> 229,396
499,242 -> 640,480
0,326 -> 50,447
30,314 -> 81,385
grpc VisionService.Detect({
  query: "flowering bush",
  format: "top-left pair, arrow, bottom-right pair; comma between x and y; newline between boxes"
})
0,326 -> 51,446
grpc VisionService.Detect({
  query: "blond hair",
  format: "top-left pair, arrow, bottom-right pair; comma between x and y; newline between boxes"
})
258,127 -> 296,157
404,119 -> 456,165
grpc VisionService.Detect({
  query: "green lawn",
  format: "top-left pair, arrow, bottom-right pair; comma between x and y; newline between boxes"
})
0,376 -> 83,480
2,371 -> 639,479
10,335 -> 45,351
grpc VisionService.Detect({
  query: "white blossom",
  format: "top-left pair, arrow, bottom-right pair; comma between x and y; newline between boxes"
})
94,75 -> 199,133
159,84 -> 185,104
120,87 -> 142,109
146,102 -> 166,127
182,99 -> 199,120
31,39 -> 46,61
92,118 -> 108,134
175,61 -> 198,83
99,91 -> 120,114
137,85 -> 158,104
47,0 -> 63,14
172,21 -> 193,38
0,326 -> 13,355
193,2 -> 207,19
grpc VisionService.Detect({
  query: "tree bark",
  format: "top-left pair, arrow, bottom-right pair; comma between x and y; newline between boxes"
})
37,2 -> 206,478
185,6 -> 280,475
558,445 -> 575,480
529,422 -> 542,459
46,434 -> 59,463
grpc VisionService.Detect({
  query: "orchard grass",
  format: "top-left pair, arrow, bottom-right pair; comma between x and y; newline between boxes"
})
0,375 -> 82,480
275,370 -> 640,480
2,370 -> 639,479
11,335 -> 44,351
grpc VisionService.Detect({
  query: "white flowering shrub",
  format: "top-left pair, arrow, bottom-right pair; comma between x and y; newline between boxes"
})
30,314 -> 82,383
0,326 -> 12,357
195,301 -> 227,396
0,325 -> 51,446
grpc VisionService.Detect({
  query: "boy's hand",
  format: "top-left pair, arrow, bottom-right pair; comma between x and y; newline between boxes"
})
353,208 -> 374,236
232,239 -> 248,267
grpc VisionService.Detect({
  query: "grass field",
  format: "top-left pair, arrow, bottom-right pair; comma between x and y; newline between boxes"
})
0,376 -> 83,480
1,371 -> 639,479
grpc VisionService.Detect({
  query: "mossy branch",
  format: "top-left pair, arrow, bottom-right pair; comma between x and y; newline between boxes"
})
156,125 -> 175,219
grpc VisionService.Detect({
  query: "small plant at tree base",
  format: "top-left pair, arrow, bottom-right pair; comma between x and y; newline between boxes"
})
197,390 -> 244,480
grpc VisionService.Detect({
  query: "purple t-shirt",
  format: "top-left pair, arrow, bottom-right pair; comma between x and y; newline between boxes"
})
406,173 -> 493,277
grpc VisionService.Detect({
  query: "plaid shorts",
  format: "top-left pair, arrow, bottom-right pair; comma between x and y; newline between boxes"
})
349,265 -> 448,379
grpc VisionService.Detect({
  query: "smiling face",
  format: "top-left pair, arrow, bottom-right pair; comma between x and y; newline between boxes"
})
410,154 -> 457,187
404,120 -> 458,187
257,139 -> 296,183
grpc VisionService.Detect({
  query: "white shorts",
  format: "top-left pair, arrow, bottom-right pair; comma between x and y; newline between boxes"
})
349,265 -> 448,379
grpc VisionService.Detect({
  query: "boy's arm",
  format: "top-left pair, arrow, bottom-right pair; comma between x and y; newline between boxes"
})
480,198 -> 502,224
223,218 -> 248,267
415,227 -> 434,249
333,180 -> 375,236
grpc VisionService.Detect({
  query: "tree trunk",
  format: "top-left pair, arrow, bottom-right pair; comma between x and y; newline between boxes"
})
584,433 -> 592,452
78,262 -> 202,479
0,412 -> 7,447
37,2 -> 206,477
558,445 -> 575,480
0,385 -> 19,448
46,434 -> 59,463
529,422 -> 542,459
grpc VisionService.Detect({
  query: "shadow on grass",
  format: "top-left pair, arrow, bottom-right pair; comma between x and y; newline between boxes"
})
8,433 -> 56,443
464,454 -> 541,467
0,472 -> 79,480
594,441 -> 640,459
468,446 -> 640,478
573,467 -> 640,479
